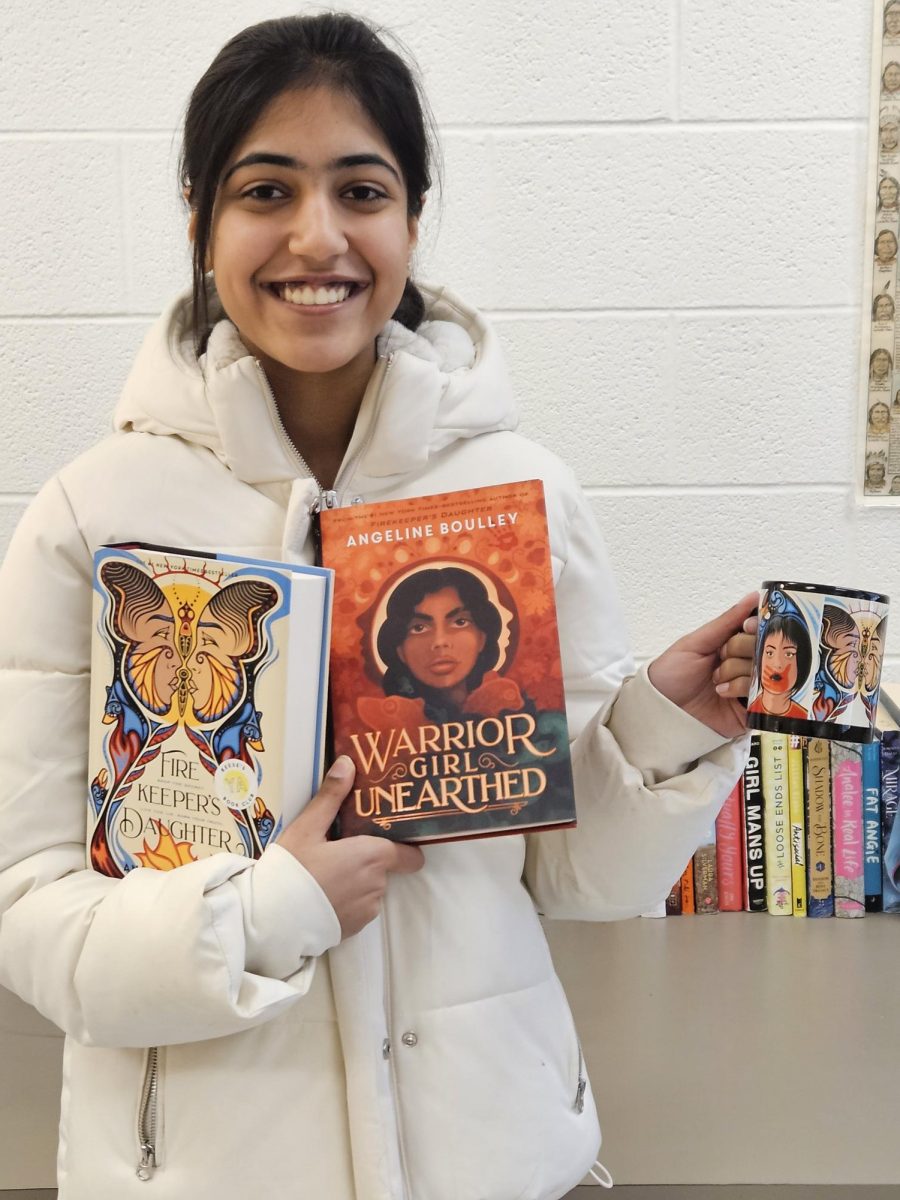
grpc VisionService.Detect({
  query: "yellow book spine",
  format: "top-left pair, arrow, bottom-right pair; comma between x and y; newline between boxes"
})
787,736 -> 807,917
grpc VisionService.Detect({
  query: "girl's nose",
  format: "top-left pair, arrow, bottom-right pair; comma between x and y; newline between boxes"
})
287,194 -> 349,260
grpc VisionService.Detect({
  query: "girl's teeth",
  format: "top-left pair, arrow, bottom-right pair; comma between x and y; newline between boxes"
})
280,283 -> 352,306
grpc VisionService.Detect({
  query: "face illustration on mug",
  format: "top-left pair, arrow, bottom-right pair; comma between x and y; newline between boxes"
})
747,583 -> 889,742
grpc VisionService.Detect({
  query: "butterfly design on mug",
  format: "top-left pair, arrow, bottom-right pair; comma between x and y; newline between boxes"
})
811,605 -> 886,725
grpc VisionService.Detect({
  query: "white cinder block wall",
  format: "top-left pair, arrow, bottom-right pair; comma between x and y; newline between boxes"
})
1,0 -> 894,669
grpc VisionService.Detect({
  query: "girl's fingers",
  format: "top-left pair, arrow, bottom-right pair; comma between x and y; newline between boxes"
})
719,631 -> 756,662
714,657 -> 754,685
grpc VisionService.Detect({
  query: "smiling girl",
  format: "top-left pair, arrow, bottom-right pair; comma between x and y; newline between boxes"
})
0,14 -> 756,1200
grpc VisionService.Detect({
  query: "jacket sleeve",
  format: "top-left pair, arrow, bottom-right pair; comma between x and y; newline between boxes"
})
523,484 -> 748,919
0,478 -> 341,1048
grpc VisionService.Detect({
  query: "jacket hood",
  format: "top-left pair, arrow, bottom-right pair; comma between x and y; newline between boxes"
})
113,282 -> 519,488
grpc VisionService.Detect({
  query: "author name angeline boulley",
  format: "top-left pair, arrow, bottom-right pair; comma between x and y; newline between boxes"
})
345,510 -> 519,547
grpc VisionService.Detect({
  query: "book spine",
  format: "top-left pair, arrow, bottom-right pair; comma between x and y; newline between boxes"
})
787,735 -> 807,917
880,731 -> 900,912
715,779 -> 745,911
831,742 -> 865,918
693,835 -> 718,914
805,737 -> 834,917
665,876 -> 683,915
862,740 -> 883,913
742,734 -> 767,912
680,859 -> 696,914
761,732 -> 792,915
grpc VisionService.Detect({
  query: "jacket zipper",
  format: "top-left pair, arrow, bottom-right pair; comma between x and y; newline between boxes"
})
574,1039 -> 586,1114
380,912 -> 414,1200
253,360 -> 320,482
254,350 -> 393,511
136,1046 -> 160,1180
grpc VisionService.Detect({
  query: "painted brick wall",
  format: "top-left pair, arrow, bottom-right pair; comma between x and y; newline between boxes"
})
1,0 -> 891,667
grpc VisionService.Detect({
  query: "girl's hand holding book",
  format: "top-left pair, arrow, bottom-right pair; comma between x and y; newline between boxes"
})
647,593 -> 759,740
277,757 -> 425,939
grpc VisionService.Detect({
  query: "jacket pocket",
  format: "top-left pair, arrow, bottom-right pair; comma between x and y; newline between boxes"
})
395,974 -> 600,1200
136,1046 -> 164,1181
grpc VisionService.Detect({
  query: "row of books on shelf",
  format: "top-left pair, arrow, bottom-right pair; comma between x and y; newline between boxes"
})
656,725 -> 900,918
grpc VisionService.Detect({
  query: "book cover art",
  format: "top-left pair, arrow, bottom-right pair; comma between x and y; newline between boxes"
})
87,545 -> 331,876
805,737 -> 835,917
831,741 -> 865,917
862,739 -> 883,911
742,735 -> 767,911
787,735 -> 808,916
761,732 -> 792,915
320,481 -> 575,842
879,730 -> 900,911
715,778 -> 744,911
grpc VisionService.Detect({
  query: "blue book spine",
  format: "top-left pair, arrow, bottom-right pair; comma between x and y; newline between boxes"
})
863,741 -> 882,912
881,732 -> 900,912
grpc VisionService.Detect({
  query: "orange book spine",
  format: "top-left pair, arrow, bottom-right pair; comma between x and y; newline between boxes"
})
680,859 -> 696,914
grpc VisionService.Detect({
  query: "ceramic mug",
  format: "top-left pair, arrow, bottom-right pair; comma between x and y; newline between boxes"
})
746,581 -> 890,743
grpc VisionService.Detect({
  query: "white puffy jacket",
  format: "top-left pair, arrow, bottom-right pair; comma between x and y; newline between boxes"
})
0,284 -> 746,1200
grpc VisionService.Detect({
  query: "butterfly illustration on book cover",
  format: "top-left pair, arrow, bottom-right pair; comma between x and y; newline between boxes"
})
89,553 -> 281,876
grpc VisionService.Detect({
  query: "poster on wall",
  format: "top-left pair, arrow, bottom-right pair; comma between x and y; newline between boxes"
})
859,0 -> 900,502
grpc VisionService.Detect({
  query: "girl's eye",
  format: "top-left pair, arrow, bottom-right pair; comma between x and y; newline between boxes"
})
407,621 -> 428,636
241,183 -> 288,202
453,616 -> 472,628
342,184 -> 388,204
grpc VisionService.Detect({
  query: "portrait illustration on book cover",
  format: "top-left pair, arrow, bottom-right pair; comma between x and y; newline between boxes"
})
322,481 -> 576,842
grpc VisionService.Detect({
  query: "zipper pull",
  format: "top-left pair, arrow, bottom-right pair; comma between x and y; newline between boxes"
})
309,490 -> 338,567
136,1142 -> 156,1181
574,1076 -> 586,1114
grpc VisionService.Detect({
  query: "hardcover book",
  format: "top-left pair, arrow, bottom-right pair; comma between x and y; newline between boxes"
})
742,735 -> 767,911
787,735 -> 808,917
87,544 -> 332,876
805,737 -> 835,917
862,739 -> 883,912
320,480 -> 576,842
761,732 -> 792,914
715,778 -> 745,911
831,741 -> 865,917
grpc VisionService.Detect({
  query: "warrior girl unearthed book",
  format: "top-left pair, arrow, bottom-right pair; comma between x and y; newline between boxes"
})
320,480 -> 576,842
87,544 -> 332,877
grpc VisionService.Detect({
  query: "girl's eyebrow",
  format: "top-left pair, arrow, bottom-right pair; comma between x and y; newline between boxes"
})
222,151 -> 401,184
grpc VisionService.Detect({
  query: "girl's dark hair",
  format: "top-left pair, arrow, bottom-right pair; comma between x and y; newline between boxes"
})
761,613 -> 812,694
180,13 -> 438,349
378,567 -> 505,702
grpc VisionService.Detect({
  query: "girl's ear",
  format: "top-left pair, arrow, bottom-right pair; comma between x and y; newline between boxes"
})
408,199 -> 423,250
